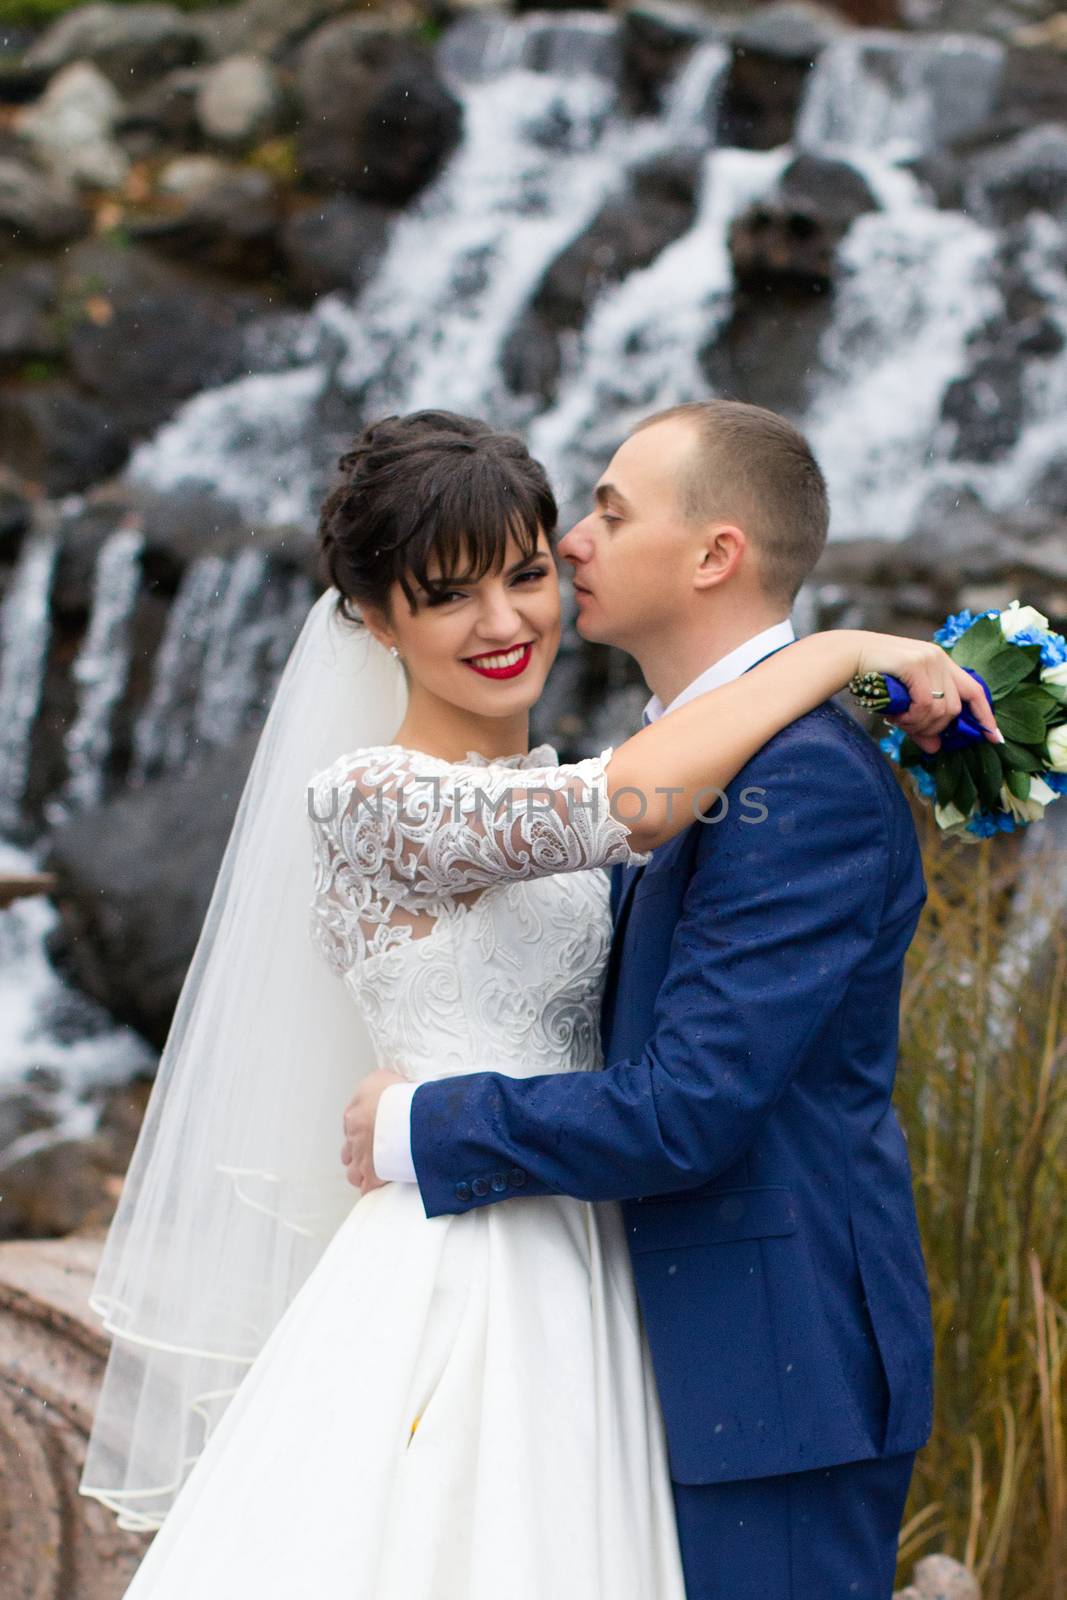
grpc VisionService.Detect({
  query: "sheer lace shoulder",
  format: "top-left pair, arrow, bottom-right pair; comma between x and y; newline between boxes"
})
305,742 -> 650,977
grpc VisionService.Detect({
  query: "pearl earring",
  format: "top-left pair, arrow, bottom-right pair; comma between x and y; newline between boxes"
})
389,645 -> 400,659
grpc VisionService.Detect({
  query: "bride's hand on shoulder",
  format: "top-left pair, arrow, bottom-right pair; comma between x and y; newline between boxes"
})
853,631 -> 1004,755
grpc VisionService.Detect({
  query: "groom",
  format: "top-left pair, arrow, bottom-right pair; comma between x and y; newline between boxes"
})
346,399 -> 934,1599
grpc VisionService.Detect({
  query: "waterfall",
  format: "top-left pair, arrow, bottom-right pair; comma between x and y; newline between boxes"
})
530,143 -> 786,515
0,531 -> 59,837
121,15 -> 726,527
795,32 -> 1005,160
48,527 -> 145,822
130,552 -> 313,785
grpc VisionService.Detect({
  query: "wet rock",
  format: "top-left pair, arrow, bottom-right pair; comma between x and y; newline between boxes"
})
117,66 -> 206,155
726,153 -> 876,298
296,21 -> 462,202
279,194 -> 391,302
195,53 -> 285,148
621,0 -> 716,111
126,165 -> 285,278
701,154 -> 872,412
45,727 -> 261,1046
718,2 -> 848,150
0,381 -> 129,497
0,60 -> 51,107
0,259 -> 62,372
901,0 -> 1062,38
941,235 -> 1063,463
963,122 -> 1067,225
194,0 -> 356,66
502,153 -> 700,400
23,2 -> 204,95
14,62 -> 129,190
0,475 -> 33,561
0,158 -> 89,254
62,240 -> 269,431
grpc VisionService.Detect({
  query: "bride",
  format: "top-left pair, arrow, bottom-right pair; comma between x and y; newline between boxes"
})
78,410 -> 987,1597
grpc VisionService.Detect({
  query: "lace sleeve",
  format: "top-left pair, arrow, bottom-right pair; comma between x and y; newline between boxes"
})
308,744 -> 649,924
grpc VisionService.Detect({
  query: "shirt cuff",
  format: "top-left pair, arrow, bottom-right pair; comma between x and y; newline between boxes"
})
373,1082 -> 419,1183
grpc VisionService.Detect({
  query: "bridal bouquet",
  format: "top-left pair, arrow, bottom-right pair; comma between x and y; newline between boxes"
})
850,601 -> 1067,839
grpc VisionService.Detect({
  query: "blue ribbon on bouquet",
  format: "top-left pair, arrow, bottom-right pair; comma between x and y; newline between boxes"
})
880,668 -> 994,753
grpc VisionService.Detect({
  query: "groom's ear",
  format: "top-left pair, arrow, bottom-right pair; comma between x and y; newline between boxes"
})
693,523 -> 746,590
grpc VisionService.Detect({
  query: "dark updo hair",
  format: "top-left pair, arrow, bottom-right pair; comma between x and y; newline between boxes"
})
317,410 -> 559,626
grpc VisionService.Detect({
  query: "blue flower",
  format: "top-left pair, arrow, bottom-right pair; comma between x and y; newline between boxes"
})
1040,632 -> 1067,668
879,730 -> 905,763
965,808 -> 1017,837
934,609 -> 976,647
1002,623 -> 1067,668
1043,770 -> 1067,795
912,767 -> 937,800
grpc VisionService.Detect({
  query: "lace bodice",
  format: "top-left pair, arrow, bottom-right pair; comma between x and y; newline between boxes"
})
305,743 -> 651,1084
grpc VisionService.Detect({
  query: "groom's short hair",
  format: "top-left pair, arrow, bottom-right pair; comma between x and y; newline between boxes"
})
633,400 -> 828,605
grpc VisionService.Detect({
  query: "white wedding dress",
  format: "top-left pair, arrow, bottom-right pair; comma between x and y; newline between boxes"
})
120,742 -> 686,1600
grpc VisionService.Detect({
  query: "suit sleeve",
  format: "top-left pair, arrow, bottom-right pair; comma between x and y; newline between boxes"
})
410,729 -> 919,1217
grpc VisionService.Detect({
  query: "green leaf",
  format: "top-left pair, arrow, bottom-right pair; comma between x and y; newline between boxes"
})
950,617 -> 1005,673
899,737 -> 926,769
1005,768 -> 1031,802
935,751 -> 963,808
980,642 -> 1042,698
995,693 -> 1048,744
999,737 -> 1046,772
954,761 -> 978,816
968,740 -> 1004,811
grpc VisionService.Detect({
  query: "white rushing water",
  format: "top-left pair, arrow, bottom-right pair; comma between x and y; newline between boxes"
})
114,14 -> 1067,542
0,838 -> 154,1156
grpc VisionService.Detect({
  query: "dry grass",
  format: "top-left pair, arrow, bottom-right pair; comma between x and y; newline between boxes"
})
894,803 -> 1067,1598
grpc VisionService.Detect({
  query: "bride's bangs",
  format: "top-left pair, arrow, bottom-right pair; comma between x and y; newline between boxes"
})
398,453 -> 556,609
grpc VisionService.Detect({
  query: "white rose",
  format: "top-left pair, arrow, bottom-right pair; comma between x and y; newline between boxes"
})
934,801 -> 970,832
1047,725 -> 1067,773
1042,662 -> 1067,688
999,600 -> 1050,640
1030,774 -> 1061,806
999,778 -> 1056,823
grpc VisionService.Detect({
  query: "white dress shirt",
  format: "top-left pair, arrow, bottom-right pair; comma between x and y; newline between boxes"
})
372,616 -> 797,1183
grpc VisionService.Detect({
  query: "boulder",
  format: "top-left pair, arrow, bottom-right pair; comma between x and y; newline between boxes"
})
195,53 -> 285,147
295,20 -> 462,202
126,166 -> 285,278
118,66 -> 205,155
728,153 -> 876,297
23,2 -> 204,94
14,62 -> 129,190
963,122 -> 1067,225
62,240 -> 269,430
0,157 -> 89,254
44,727 -> 261,1046
621,0 -> 717,114
0,1234 -> 153,1595
0,381 -> 129,496
718,2 -> 848,150
0,259 -> 62,372
279,194 -> 391,301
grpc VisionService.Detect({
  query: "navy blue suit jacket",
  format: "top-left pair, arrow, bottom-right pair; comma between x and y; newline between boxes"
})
409,660 -> 935,1485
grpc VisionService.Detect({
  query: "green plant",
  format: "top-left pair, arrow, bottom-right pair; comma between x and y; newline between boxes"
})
894,801 -> 1067,1598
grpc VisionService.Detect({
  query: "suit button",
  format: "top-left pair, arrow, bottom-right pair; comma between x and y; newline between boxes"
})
508,1167 -> 527,1187
472,1177 -> 490,1197
490,1172 -> 507,1192
717,1196 -> 745,1224
455,1181 -> 472,1202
